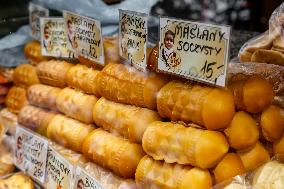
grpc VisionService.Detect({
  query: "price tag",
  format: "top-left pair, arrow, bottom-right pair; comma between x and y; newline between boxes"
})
119,10 -> 148,71
74,166 -> 106,189
158,17 -> 231,87
46,145 -> 74,189
63,11 -> 104,65
29,3 -> 49,40
14,125 -> 48,184
40,17 -> 72,58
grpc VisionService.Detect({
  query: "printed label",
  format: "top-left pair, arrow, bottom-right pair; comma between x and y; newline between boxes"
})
46,146 -> 74,189
119,10 -> 148,71
63,11 -> 104,65
40,17 -> 72,58
158,17 -> 231,86
14,126 -> 48,184
29,3 -> 49,40
74,166 -> 106,189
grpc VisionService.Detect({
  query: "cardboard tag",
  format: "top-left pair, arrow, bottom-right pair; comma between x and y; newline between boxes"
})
46,145 -> 74,189
74,166 -> 106,189
158,17 -> 231,87
14,125 -> 48,184
63,11 -> 104,65
40,17 -> 72,58
119,10 -> 148,71
29,3 -> 49,40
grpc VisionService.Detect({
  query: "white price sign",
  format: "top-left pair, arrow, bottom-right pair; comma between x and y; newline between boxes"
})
46,146 -> 74,189
14,125 -> 48,184
29,3 -> 49,40
75,166 -> 106,189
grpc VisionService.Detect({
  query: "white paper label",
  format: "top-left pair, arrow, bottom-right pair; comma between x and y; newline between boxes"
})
40,17 -> 72,58
14,125 -> 48,184
29,3 -> 49,40
46,146 -> 74,189
63,11 -> 104,65
119,10 -> 148,71
74,166 -> 106,189
158,17 -> 231,87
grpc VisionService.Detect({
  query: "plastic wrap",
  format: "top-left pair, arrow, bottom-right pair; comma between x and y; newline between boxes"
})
27,84 -> 61,111
82,128 -> 145,178
269,3 -> 284,41
5,86 -> 28,114
93,97 -> 162,144
142,121 -> 229,169
0,108 -> 17,135
56,87 -> 98,124
12,64 -> 40,88
0,142 -> 15,177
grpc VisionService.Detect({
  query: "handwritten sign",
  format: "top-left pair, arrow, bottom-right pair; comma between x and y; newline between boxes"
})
46,146 -> 74,189
74,166 -> 106,189
14,126 -> 48,184
29,3 -> 49,40
119,10 -> 148,71
158,17 -> 231,87
63,11 -> 104,65
40,17 -> 72,58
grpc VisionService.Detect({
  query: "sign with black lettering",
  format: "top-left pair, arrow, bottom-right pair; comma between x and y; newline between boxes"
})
29,3 -> 49,40
14,126 -> 48,184
40,17 -> 72,58
119,10 -> 148,71
74,166 -> 105,189
46,146 -> 74,189
63,11 -> 104,65
158,17 -> 231,86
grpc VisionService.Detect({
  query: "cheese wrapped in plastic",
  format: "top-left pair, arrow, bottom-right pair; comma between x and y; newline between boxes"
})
18,105 -> 56,136
82,128 -> 145,178
253,160 -> 284,189
96,63 -> 168,110
0,143 -> 15,177
24,40 -> 49,64
142,122 -> 229,169
5,87 -> 28,114
224,111 -> 259,150
157,81 -> 235,130
0,172 -> 34,189
273,134 -> 284,155
213,153 -> 246,184
27,84 -> 61,111
13,64 -> 40,88
228,75 -> 274,113
135,155 -> 212,189
93,97 -> 161,143
47,114 -> 95,152
56,88 -> 98,124
36,60 -> 73,87
260,105 -> 284,142
238,142 -> 270,172
66,64 -> 101,96
0,108 -> 17,135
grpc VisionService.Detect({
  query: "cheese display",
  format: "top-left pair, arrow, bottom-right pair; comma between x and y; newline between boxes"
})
135,155 -> 212,189
213,153 -> 246,184
224,111 -> 259,150
27,84 -> 61,111
12,64 -> 40,88
93,97 -> 162,143
66,64 -> 101,96
96,63 -> 168,110
24,40 -> 49,64
5,86 -> 28,114
260,105 -> 284,142
142,121 -> 229,169
157,81 -> 235,130
228,75 -> 274,113
18,105 -> 56,136
36,60 -> 74,87
56,87 -> 98,124
47,114 -> 95,152
82,128 -> 145,178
